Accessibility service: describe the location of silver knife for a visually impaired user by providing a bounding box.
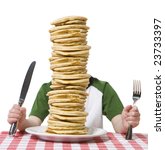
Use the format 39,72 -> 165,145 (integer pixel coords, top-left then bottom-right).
9,61 -> 36,136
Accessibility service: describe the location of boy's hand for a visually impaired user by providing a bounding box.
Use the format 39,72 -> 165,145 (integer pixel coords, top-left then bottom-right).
122,105 -> 140,129
7,104 -> 26,126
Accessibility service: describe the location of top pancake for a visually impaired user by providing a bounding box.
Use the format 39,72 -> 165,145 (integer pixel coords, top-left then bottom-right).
51,16 -> 87,26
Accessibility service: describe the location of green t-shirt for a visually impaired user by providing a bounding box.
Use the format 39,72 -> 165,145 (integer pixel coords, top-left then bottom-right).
30,76 -> 124,122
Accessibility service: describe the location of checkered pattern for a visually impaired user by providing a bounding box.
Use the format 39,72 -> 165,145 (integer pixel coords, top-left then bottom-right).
0,131 -> 148,150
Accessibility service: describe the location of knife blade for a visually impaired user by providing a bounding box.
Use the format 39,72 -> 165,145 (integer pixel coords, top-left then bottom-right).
9,61 -> 36,136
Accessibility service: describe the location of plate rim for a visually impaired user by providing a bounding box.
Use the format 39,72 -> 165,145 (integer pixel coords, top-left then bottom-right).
25,125 -> 107,139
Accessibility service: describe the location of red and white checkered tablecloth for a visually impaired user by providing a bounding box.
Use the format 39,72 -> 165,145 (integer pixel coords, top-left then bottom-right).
0,131 -> 148,150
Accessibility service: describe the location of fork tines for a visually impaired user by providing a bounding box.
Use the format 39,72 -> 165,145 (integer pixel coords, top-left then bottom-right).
133,80 -> 141,96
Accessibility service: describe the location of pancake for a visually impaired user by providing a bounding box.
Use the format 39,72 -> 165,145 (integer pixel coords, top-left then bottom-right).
50,114 -> 86,122
52,70 -> 87,75
51,45 -> 91,51
52,65 -> 86,72
50,57 -> 88,64
48,93 -> 86,99
53,37 -> 86,43
50,33 -> 87,41
49,109 -> 88,117
50,85 -> 86,90
47,125 -> 85,130
50,102 -> 84,107
52,73 -> 90,80
47,119 -> 85,127
47,89 -> 88,96
50,29 -> 88,37
46,127 -> 88,135
48,98 -> 86,104
49,106 -> 85,111
52,50 -> 89,57
61,20 -> 86,25
53,41 -> 87,46
51,16 -> 87,26
50,61 -> 87,69
54,78 -> 89,86
49,24 -> 89,33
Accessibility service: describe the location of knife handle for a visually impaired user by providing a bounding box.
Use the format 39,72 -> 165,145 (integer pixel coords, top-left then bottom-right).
18,98 -> 24,107
125,125 -> 132,140
9,122 -> 17,136
9,98 -> 23,136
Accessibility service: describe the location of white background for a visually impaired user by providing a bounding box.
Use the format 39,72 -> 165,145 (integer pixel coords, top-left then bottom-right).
0,0 -> 164,149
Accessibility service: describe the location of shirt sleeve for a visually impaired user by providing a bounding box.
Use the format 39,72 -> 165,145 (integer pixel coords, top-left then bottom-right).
102,82 -> 124,121
29,82 -> 51,122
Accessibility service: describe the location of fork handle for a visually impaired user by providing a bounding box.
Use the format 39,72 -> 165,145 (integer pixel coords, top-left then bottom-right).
9,122 -> 17,136
125,125 -> 132,140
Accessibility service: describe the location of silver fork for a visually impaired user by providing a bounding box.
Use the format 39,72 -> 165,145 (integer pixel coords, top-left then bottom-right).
125,80 -> 141,140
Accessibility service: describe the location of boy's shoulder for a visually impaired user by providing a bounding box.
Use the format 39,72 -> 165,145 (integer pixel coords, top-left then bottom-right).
90,76 -> 111,93
40,82 -> 51,91
42,81 -> 51,87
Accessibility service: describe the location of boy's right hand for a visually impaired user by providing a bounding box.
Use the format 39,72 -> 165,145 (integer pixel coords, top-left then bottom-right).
7,104 -> 26,126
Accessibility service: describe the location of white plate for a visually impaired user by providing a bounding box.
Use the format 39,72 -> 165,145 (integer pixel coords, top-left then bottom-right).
25,126 -> 107,142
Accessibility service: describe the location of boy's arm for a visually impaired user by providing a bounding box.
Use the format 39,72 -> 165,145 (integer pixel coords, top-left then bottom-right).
18,116 -> 42,131
111,114 -> 127,133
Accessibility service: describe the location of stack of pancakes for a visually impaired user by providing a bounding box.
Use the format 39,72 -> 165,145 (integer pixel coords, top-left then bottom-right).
46,16 -> 90,135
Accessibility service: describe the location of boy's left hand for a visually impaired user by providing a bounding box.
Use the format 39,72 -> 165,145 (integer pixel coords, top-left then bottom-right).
122,105 -> 140,129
